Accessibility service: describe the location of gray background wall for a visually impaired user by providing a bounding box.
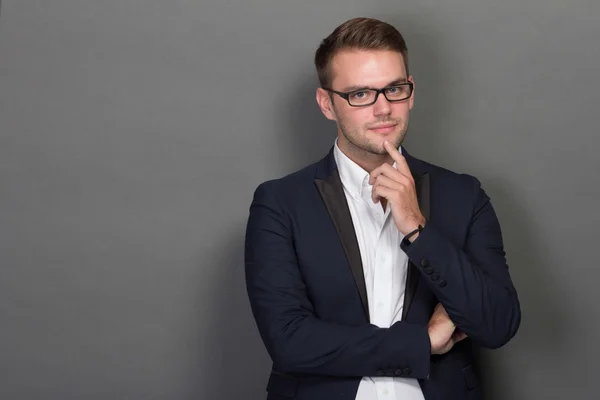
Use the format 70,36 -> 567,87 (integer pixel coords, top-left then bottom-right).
1,1 -> 598,399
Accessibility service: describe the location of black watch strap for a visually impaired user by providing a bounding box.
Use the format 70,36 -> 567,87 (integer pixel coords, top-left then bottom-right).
404,224 -> 423,242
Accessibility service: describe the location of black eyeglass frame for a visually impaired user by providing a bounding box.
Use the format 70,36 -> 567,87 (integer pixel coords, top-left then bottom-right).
322,82 -> 414,107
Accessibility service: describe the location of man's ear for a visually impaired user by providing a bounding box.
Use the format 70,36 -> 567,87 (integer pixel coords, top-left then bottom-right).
316,88 -> 337,121
408,75 -> 415,111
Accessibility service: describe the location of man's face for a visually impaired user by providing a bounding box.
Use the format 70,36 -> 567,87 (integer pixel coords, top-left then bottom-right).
317,49 -> 414,156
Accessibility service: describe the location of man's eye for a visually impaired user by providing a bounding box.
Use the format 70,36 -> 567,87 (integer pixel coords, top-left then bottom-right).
351,91 -> 367,99
386,86 -> 400,94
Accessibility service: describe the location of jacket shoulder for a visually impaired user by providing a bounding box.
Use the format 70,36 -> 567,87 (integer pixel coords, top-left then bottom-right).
251,158 -> 323,202
412,155 -> 483,193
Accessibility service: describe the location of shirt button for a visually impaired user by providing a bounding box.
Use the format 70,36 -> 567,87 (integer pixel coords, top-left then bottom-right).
377,302 -> 385,309
382,388 -> 389,396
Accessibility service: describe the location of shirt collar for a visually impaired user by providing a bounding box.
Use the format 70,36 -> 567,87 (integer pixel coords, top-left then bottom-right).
333,138 -> 401,201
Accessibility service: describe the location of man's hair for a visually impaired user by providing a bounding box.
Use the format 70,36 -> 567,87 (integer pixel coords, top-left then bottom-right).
314,17 -> 409,88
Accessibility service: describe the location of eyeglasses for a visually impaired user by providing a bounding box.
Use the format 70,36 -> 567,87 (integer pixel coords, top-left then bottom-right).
323,82 -> 414,107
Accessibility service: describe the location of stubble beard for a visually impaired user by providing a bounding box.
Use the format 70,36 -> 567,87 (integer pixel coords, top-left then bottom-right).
338,116 -> 410,157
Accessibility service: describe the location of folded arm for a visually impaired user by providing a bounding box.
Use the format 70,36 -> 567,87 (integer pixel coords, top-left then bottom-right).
402,176 -> 521,349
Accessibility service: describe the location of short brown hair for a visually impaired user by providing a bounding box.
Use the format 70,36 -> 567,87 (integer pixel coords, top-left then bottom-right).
314,17 -> 409,88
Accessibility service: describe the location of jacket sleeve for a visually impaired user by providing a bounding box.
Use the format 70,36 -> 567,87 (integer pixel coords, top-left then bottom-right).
401,175 -> 521,349
245,182 -> 431,378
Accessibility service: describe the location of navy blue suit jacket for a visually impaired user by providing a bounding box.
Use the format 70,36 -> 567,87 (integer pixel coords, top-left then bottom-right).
244,146 -> 521,400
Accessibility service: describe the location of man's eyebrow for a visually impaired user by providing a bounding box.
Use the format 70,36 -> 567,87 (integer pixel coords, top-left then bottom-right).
339,78 -> 409,92
387,78 -> 409,86
338,84 -> 368,92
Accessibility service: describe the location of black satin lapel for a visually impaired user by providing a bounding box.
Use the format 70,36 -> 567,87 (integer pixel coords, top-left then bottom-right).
402,172 -> 430,321
315,173 -> 369,320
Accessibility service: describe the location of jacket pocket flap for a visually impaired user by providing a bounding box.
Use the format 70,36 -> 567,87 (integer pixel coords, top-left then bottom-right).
462,365 -> 480,390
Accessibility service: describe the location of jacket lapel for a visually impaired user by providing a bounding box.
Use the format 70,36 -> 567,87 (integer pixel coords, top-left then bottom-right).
315,170 -> 370,320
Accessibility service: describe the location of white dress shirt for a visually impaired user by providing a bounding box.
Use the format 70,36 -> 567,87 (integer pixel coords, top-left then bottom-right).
333,140 -> 425,400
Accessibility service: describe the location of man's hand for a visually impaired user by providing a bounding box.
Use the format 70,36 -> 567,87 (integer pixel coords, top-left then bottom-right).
428,303 -> 467,355
369,140 -> 426,238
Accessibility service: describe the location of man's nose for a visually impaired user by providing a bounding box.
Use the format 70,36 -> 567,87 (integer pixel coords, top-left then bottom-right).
372,92 -> 392,116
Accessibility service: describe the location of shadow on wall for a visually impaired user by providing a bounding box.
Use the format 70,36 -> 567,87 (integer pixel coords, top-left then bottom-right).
185,58 -> 335,400
186,73 -> 334,400
476,177 -> 568,400
281,72 -> 334,170
188,228 -> 271,400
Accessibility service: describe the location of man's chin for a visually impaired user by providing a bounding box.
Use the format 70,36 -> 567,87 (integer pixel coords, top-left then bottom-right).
369,136 -> 402,154
368,146 -> 389,156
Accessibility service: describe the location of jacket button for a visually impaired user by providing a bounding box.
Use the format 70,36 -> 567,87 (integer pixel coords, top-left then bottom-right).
395,368 -> 404,376
431,273 -> 440,281
421,258 -> 429,267
423,266 -> 434,275
403,368 -> 412,376
376,370 -> 385,376
439,280 -> 447,287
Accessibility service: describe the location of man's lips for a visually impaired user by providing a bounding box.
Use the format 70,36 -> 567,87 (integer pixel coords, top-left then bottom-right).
368,124 -> 397,133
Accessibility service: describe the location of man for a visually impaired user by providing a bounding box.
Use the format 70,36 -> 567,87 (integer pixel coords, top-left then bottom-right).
245,17 -> 520,400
